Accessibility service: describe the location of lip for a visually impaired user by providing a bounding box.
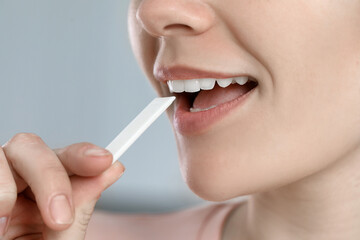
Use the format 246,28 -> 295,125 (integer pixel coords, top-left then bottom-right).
154,65 -> 254,82
173,82 -> 257,135
154,65 -> 258,135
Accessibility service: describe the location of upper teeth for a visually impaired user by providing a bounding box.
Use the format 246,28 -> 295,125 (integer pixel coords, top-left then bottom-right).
167,76 -> 249,93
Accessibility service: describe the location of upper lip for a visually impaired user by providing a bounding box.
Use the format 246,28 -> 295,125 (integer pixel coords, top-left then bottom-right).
154,65 -> 255,82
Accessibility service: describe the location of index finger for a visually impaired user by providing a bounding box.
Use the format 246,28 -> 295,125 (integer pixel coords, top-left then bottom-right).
53,142 -> 113,177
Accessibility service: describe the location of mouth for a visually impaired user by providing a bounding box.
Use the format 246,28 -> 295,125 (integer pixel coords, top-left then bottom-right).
167,76 -> 258,135
154,65 -> 259,135
167,76 -> 258,112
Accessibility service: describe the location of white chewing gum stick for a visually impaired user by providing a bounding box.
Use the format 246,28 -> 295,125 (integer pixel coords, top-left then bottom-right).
106,96 -> 176,164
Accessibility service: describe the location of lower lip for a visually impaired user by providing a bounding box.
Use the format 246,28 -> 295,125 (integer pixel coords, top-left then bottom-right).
173,87 -> 257,135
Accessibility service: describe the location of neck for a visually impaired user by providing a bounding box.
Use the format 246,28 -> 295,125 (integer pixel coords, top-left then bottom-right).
228,147 -> 360,240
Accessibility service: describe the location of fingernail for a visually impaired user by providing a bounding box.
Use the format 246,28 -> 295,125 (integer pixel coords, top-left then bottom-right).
84,147 -> 111,157
0,217 -> 9,236
50,195 -> 73,225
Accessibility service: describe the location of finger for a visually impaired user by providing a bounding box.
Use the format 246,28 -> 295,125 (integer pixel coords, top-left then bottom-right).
53,142 -> 113,177
2,195 -> 43,239
71,161 -> 125,205
0,147 -> 16,237
44,161 -> 125,240
3,133 -> 74,231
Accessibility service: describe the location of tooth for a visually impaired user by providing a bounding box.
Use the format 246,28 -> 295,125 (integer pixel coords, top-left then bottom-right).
184,79 -> 200,92
167,81 -> 174,92
217,78 -> 232,88
168,76 -> 251,93
169,80 -> 185,93
234,76 -> 248,85
200,78 -> 216,90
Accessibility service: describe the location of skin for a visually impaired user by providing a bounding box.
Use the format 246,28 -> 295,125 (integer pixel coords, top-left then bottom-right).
0,134 -> 125,239
128,0 -> 360,239
1,1 -> 360,239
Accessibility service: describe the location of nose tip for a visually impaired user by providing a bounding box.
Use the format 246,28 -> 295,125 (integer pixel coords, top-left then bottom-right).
136,0 -> 215,37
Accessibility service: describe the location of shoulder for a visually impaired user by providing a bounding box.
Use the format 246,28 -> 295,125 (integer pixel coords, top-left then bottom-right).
86,200 -> 245,240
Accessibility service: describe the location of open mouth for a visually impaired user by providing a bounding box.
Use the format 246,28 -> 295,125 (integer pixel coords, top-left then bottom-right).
167,76 -> 258,112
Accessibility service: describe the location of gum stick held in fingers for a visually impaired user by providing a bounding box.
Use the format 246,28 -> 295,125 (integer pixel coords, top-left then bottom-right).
106,97 -> 176,164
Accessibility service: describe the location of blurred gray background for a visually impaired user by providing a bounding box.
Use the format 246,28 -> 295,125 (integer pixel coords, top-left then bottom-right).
0,0 -> 205,213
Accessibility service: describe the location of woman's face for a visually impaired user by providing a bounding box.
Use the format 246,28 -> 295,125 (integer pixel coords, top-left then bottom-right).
128,0 -> 360,201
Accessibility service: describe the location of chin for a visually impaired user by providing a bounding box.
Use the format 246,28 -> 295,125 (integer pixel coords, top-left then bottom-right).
184,174 -> 234,202
188,184 -> 235,202
178,150 -> 259,202
176,134 -> 326,203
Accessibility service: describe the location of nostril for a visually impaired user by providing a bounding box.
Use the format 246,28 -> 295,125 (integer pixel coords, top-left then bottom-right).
164,24 -> 192,31
163,24 -> 194,34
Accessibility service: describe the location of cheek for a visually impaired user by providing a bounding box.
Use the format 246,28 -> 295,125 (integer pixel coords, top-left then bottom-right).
175,48 -> 360,201
128,3 -> 162,94
132,33 -> 162,93
177,82 -> 360,201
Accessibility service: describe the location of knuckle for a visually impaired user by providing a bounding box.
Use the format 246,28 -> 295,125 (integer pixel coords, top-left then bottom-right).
12,132 -> 42,145
0,178 -> 17,192
76,207 -> 94,233
80,142 -> 93,146
0,169 -> 17,199
4,132 -> 43,150
0,187 -> 17,206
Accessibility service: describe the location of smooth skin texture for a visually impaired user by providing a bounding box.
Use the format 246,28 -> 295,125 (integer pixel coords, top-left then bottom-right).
128,0 -> 360,239
2,1 -> 360,239
0,133 -> 125,239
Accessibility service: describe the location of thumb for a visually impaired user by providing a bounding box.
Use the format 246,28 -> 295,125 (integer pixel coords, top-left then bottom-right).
43,161 -> 125,240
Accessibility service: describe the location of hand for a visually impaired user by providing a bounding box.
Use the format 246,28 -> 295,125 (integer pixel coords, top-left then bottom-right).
0,133 -> 125,240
